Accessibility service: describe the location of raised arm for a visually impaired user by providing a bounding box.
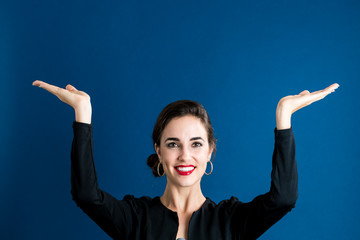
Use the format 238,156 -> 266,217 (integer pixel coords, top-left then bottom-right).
33,80 -> 133,238
234,83 -> 340,239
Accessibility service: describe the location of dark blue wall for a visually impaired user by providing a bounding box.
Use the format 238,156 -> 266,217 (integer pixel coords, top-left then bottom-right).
1,0 -> 359,239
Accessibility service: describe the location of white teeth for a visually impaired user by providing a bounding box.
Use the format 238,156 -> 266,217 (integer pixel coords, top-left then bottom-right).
176,167 -> 195,172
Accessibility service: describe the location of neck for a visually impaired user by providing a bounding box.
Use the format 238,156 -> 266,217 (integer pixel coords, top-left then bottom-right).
160,182 -> 206,213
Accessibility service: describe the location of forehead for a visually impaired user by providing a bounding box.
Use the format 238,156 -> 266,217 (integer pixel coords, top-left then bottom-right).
161,115 -> 207,140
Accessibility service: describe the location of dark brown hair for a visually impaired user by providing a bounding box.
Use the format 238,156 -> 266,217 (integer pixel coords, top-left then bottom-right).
147,100 -> 217,177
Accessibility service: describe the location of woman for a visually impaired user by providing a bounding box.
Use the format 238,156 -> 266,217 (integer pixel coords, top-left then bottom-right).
33,80 -> 339,239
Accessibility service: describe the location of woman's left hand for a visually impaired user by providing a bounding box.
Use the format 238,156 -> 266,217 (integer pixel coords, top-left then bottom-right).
276,83 -> 340,129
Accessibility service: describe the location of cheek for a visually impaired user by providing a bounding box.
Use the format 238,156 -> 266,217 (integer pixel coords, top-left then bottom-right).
197,148 -> 211,159
159,149 -> 177,167
196,151 -> 211,167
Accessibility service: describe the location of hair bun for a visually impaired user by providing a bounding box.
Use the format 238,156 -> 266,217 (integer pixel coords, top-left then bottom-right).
147,154 -> 161,177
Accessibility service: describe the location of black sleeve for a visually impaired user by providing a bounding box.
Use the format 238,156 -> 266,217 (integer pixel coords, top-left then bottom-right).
232,127 -> 298,239
70,121 -> 134,239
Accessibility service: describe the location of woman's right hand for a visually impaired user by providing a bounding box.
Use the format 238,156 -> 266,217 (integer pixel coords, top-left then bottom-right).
32,80 -> 92,124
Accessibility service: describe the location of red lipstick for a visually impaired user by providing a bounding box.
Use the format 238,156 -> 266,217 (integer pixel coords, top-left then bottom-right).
174,165 -> 196,176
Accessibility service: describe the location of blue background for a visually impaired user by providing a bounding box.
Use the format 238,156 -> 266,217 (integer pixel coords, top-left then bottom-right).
1,0 -> 359,239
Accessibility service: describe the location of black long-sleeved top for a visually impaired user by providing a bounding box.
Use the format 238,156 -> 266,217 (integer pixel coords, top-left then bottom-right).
71,121 -> 298,240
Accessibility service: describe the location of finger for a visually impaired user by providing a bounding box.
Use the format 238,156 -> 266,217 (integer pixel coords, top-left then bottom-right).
319,83 -> 340,94
34,80 -> 73,102
306,83 -> 339,103
33,80 -> 57,91
307,90 -> 332,105
32,80 -> 46,87
38,82 -> 63,96
309,84 -> 338,95
325,83 -> 340,92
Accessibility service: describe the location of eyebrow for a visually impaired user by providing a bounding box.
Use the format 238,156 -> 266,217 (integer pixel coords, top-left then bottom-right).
164,137 -> 205,142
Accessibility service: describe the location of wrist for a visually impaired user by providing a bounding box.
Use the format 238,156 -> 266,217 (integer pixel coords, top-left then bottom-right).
276,105 -> 292,130
74,104 -> 92,124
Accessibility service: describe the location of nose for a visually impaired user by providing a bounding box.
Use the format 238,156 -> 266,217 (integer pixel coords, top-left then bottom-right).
179,145 -> 192,161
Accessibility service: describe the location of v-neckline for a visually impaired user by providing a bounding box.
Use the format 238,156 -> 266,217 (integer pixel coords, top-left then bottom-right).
155,196 -> 211,240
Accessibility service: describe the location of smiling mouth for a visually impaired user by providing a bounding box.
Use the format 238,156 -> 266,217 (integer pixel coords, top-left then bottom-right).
174,165 -> 196,175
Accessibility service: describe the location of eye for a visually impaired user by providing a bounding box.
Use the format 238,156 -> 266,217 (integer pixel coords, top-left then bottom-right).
192,142 -> 203,148
167,142 -> 179,148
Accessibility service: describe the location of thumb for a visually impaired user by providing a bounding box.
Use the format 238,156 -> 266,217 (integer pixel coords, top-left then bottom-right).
66,84 -> 77,92
299,90 -> 310,95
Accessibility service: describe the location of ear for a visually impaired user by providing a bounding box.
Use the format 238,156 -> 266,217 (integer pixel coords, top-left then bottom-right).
208,145 -> 214,160
155,143 -> 161,158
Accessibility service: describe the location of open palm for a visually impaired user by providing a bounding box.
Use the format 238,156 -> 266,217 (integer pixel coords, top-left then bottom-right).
278,83 -> 340,114
33,80 -> 92,123
33,80 -> 90,109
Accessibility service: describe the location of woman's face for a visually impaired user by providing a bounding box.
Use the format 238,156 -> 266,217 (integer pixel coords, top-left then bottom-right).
155,115 -> 213,188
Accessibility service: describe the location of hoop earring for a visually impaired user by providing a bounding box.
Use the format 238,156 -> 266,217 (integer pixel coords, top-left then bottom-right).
157,162 -> 165,177
205,160 -> 213,175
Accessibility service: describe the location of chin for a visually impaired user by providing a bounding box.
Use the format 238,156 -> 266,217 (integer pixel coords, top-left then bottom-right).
170,175 -> 202,188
